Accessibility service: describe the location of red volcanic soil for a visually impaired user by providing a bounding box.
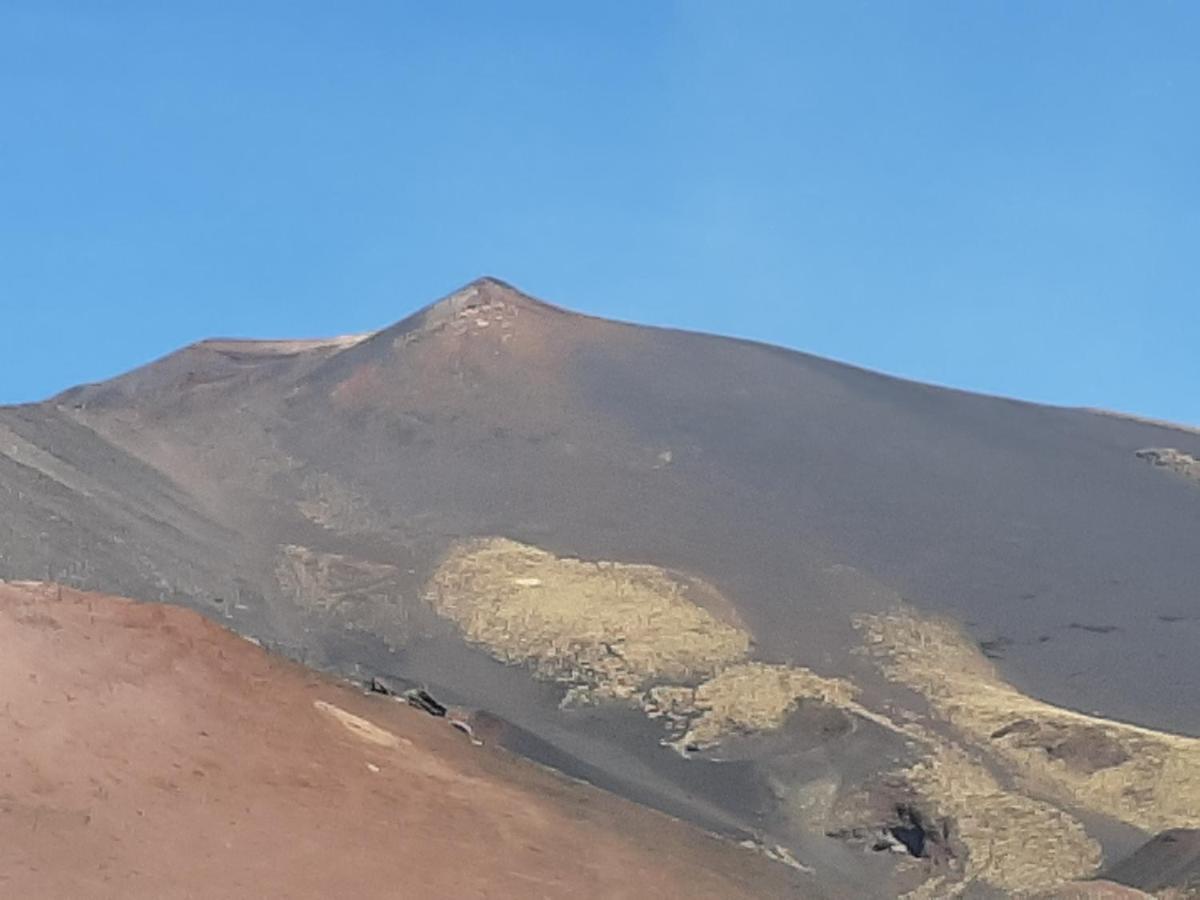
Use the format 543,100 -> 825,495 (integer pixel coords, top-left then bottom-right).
0,582 -> 802,900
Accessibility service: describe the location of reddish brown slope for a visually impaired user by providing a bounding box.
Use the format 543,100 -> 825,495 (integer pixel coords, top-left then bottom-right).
0,582 -> 806,900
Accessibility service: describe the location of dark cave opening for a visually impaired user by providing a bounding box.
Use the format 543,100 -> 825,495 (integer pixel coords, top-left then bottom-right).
889,805 -> 929,858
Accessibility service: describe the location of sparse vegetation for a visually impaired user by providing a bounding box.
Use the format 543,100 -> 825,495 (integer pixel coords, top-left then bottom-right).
427,537 -> 751,702
644,661 -> 858,750
429,541 -> 1193,895
858,609 -> 1200,834
901,742 -> 1101,895
428,539 -> 872,754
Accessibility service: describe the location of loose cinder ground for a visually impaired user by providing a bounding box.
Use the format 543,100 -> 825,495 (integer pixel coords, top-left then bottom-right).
0,580 -> 809,900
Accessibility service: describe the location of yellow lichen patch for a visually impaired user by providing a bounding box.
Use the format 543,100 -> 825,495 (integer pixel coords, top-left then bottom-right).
901,742 -> 1101,896
858,609 -> 1200,834
644,662 -> 859,750
427,538 -> 751,701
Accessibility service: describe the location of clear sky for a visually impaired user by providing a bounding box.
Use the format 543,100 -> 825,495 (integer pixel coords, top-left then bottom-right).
2,3 -> 1197,424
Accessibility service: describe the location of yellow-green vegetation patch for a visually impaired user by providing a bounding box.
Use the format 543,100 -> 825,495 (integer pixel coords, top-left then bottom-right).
901,742 -> 1101,896
426,537 -> 751,702
644,662 -> 859,750
426,539 -> 1126,895
857,608 -> 1200,834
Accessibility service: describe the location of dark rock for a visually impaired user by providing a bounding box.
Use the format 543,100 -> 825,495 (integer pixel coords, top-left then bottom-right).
369,676 -> 397,696
404,688 -> 447,717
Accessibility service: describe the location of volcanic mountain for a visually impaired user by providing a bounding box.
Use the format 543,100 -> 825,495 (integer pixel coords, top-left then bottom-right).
2,278 -> 1198,896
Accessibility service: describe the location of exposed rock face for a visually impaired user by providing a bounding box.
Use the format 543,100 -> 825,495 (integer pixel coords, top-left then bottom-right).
989,718 -> 1131,774
1136,447 -> 1200,484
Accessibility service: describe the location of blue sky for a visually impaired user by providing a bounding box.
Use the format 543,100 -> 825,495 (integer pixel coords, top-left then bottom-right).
2,2 -> 1197,424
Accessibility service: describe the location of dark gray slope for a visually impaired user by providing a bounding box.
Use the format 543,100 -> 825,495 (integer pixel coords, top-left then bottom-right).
276,279 -> 1200,732
565,324 -> 1200,733
0,404 -> 242,604
1103,828 -> 1200,893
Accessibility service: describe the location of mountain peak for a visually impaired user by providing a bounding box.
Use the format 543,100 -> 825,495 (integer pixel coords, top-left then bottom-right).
360,277 -> 570,345
422,276 -> 559,319
463,274 -> 521,293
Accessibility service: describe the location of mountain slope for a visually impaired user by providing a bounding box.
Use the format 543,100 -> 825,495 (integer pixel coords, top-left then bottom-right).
2,277 -> 1198,895
0,581 -> 803,900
